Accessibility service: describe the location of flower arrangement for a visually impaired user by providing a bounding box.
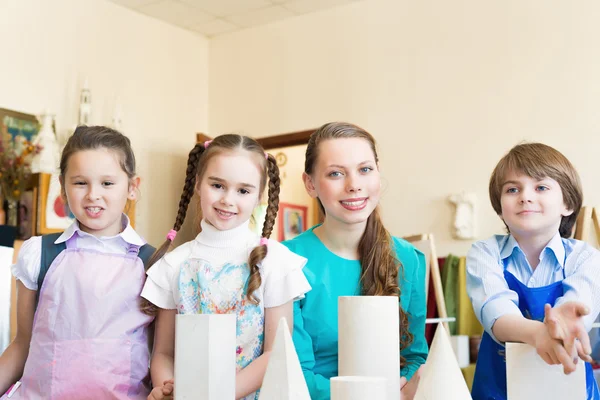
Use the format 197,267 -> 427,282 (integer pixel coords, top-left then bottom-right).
0,128 -> 41,224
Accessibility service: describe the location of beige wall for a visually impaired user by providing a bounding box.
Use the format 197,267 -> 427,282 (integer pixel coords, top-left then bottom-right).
0,0 -> 209,246
209,0 -> 600,256
269,144 -> 316,242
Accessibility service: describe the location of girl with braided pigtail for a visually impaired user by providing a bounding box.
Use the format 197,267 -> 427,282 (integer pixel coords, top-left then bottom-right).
140,134 -> 311,400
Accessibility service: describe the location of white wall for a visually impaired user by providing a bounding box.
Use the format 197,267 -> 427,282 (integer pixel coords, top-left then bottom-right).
0,0 -> 209,246
209,0 -> 600,256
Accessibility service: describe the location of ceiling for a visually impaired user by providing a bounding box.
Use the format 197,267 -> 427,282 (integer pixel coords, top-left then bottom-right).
108,0 -> 362,37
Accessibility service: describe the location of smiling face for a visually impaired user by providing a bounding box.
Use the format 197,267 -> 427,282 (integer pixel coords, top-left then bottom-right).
303,137 -> 381,229
499,169 -> 573,240
196,149 -> 263,231
62,148 -> 137,237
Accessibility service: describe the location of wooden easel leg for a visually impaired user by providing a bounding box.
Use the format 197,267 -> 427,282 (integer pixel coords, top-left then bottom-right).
428,234 -> 450,333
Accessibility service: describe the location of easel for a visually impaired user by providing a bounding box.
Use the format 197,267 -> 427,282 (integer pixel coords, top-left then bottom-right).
573,206 -> 600,244
403,233 -> 450,332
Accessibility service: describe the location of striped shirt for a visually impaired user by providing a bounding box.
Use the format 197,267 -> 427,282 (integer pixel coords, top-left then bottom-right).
466,232 -> 600,343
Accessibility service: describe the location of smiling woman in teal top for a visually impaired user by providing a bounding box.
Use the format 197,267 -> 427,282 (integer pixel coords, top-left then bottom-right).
282,122 -> 428,400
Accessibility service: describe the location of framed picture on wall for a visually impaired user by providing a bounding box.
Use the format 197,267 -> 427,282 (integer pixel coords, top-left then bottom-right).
278,203 -> 307,242
0,108 -> 39,145
36,173 -> 75,234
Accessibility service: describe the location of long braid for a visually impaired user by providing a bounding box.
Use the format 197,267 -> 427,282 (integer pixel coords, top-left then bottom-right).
140,143 -> 205,315
246,154 -> 280,304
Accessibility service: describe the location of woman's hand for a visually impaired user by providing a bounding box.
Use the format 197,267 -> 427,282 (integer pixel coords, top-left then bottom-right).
400,365 -> 423,400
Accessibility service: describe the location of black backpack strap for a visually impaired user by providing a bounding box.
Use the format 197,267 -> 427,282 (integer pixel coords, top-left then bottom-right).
138,244 -> 156,270
37,233 -> 66,307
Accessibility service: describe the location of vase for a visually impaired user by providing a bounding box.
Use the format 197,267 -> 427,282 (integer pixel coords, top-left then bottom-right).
6,198 -> 18,227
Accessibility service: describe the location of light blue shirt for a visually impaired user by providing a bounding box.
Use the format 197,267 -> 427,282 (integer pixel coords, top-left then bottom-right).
467,232 -> 600,343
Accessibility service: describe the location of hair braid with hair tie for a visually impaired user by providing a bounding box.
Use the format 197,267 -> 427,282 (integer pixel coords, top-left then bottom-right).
246,154 -> 281,304
140,143 -> 205,315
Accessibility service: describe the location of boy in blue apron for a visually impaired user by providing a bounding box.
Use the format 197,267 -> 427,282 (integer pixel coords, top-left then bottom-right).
467,142 -> 600,400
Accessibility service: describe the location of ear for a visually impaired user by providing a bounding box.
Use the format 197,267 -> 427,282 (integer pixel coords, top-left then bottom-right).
562,207 -> 574,217
59,175 -> 68,202
128,176 -> 141,201
302,172 -> 318,199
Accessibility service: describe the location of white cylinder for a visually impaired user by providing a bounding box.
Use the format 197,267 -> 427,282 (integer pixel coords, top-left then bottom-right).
331,376 -> 388,400
338,296 -> 400,400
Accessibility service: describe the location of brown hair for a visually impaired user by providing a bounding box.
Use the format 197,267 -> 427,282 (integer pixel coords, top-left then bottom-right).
60,125 -> 137,181
489,142 -> 582,238
141,134 -> 280,315
305,122 -> 412,368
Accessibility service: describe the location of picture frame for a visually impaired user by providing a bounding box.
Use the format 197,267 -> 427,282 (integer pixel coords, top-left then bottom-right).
0,108 -> 39,144
278,203 -> 307,242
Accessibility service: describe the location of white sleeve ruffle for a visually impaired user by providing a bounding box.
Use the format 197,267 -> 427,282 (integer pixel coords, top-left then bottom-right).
260,239 -> 311,308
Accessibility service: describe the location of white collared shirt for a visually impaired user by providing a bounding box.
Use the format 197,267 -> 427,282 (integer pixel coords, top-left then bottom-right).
12,214 -> 146,290
467,232 -> 600,343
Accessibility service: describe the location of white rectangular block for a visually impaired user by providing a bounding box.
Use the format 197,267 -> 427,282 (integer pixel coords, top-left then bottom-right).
331,376 -> 387,400
506,342 -> 586,400
338,296 -> 400,400
450,335 -> 470,368
175,314 -> 236,400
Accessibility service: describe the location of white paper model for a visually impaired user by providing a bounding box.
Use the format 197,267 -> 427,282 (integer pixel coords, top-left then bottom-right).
174,314 -> 236,400
414,323 -> 472,400
259,318 -> 310,400
331,376 -> 387,400
448,191 -> 477,240
338,296 -> 400,400
506,342 -> 586,400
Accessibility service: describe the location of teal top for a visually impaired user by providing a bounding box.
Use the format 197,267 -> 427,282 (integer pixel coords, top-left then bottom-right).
283,226 -> 428,400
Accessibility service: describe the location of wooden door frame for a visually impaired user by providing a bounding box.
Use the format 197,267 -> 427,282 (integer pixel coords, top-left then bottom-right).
196,129 -> 314,150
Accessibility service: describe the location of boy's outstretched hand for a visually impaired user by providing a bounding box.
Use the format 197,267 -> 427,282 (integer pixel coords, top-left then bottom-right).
533,322 -> 578,374
544,302 -> 593,363
148,379 -> 174,400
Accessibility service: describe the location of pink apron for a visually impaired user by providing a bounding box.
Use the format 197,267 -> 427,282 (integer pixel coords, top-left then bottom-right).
3,236 -> 153,399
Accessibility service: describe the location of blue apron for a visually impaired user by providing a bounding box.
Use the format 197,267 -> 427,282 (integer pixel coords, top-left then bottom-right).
471,268 -> 599,400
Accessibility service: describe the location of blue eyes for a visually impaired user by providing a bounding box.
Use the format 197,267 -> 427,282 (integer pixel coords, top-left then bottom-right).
505,186 -> 549,193
328,167 -> 373,177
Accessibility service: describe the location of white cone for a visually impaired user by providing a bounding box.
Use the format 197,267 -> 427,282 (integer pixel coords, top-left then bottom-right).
414,323 -> 472,400
259,318 -> 310,400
